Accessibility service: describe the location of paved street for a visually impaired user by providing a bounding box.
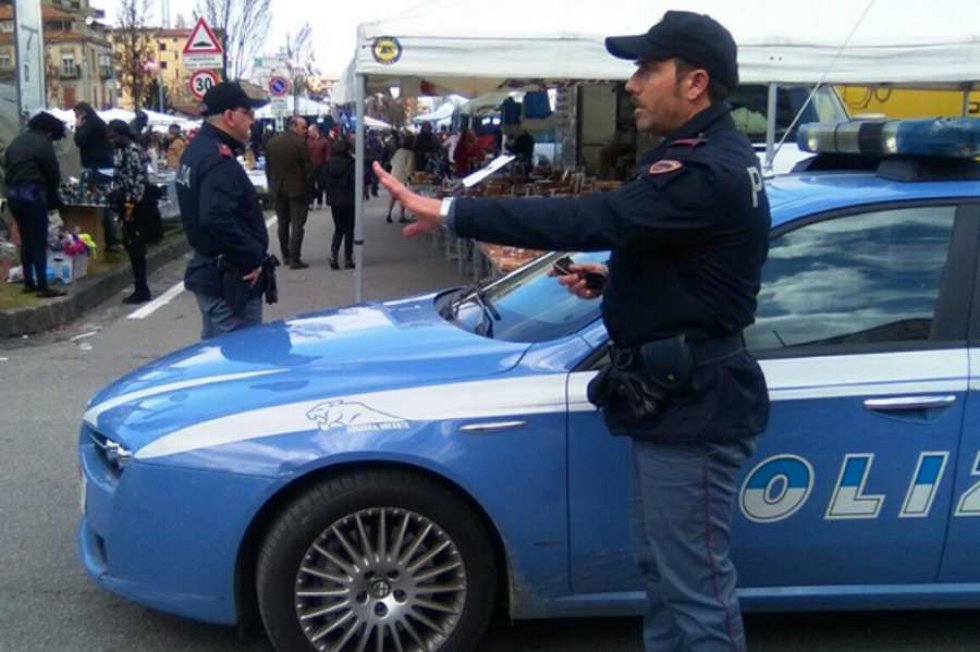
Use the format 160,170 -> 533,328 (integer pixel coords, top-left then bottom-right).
1,195 -> 978,652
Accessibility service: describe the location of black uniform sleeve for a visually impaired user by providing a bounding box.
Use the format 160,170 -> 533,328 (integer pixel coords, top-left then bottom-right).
454,162 -> 720,252
197,158 -> 265,271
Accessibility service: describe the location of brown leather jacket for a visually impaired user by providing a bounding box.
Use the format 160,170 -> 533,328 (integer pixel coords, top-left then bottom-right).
265,131 -> 314,198
166,136 -> 186,170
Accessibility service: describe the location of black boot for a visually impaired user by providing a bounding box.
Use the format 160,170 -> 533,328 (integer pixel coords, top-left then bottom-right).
329,246 -> 340,270
344,257 -> 355,269
329,258 -> 339,270
123,256 -> 151,304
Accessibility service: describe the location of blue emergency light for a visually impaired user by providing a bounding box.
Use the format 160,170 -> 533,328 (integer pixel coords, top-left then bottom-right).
798,118 -> 980,159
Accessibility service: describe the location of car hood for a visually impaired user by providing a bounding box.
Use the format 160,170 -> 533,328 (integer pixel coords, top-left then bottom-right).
84,294 -> 531,453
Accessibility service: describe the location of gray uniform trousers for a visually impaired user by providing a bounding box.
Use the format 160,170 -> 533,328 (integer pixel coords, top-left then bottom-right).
630,436 -> 757,652
195,294 -> 263,340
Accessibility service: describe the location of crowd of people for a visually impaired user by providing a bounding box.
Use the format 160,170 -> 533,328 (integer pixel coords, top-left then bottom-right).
3,96 -> 529,308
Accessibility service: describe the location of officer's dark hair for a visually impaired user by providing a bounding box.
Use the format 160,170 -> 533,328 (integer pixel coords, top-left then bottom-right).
673,57 -> 729,103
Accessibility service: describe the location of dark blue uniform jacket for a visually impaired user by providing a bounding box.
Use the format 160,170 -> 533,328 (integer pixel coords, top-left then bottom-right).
453,102 -> 771,441
176,123 -> 268,297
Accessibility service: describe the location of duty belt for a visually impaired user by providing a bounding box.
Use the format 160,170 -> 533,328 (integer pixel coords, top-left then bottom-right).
610,332 -> 744,371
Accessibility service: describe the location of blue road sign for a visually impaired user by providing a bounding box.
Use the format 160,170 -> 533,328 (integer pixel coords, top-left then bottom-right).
269,77 -> 289,97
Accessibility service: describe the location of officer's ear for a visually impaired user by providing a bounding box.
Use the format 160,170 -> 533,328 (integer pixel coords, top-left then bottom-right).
679,68 -> 710,103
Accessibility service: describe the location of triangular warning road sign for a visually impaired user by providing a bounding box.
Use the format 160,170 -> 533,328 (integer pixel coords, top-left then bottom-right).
183,17 -> 223,55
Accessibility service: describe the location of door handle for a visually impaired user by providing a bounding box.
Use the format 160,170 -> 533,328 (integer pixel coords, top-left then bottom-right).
863,395 -> 956,411
459,420 -> 526,433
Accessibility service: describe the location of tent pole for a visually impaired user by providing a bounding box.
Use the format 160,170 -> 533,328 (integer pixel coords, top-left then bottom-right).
763,83 -> 777,174
962,84 -> 971,117
354,72 -> 366,302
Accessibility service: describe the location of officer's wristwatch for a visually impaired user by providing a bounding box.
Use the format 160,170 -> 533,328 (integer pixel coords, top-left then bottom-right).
439,198 -> 454,218
440,198 -> 456,233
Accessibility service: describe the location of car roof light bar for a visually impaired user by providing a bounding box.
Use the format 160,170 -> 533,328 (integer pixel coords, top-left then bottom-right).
798,118 -> 980,159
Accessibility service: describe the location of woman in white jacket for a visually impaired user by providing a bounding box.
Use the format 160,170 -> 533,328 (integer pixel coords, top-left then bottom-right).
386,133 -> 416,223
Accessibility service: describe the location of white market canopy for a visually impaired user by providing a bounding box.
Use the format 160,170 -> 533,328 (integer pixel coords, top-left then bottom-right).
364,115 -> 393,129
336,0 -> 980,102
412,101 -> 456,123
255,96 -> 331,118
341,0 -> 979,303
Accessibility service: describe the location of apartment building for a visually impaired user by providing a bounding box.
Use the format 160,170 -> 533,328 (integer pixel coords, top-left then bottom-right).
0,0 -> 115,109
109,26 -> 195,110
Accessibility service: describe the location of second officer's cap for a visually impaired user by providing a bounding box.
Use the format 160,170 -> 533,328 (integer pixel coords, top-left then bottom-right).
199,82 -> 269,117
605,11 -> 739,90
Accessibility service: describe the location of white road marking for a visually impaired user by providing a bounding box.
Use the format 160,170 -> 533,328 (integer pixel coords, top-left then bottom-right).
127,281 -> 186,319
126,215 -> 278,320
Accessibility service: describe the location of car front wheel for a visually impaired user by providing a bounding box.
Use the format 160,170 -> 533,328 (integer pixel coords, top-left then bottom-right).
256,469 -> 497,652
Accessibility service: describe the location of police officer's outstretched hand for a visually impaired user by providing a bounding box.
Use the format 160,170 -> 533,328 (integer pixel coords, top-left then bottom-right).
551,262 -> 608,300
372,161 -> 442,238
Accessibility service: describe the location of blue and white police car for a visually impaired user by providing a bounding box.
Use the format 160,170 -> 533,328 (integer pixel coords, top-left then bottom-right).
79,119 -> 980,652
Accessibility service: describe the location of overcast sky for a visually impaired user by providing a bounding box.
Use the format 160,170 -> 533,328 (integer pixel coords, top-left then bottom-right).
97,0 -> 424,77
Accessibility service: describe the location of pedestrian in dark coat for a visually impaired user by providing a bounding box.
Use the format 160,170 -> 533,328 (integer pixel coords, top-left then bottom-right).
4,112 -> 67,298
306,124 -> 331,209
374,11 -> 770,652
72,102 -> 113,169
321,139 -> 355,270
73,102 -> 120,250
265,116 -> 314,268
106,120 -> 151,304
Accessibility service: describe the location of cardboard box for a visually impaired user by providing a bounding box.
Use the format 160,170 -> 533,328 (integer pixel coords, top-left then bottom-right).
47,252 -> 89,284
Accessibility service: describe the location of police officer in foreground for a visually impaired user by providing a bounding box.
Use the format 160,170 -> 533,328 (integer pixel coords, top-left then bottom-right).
176,82 -> 275,339
375,11 -> 770,651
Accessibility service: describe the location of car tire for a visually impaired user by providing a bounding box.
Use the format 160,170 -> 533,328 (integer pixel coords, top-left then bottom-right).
256,468 -> 497,652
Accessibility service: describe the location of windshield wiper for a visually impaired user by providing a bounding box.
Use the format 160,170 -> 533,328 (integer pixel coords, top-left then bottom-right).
446,284 -> 500,337
449,285 -> 500,319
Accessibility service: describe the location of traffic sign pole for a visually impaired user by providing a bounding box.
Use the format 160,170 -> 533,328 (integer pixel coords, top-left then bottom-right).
188,69 -> 220,101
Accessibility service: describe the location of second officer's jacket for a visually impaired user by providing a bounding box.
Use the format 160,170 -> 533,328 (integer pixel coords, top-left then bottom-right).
176,123 -> 268,296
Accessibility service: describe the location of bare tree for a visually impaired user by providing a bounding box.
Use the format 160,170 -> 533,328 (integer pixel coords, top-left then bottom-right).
195,0 -> 270,81
115,0 -> 154,110
283,23 -> 317,114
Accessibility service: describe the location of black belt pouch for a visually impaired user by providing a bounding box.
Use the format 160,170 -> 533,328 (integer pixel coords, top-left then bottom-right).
588,336 -> 696,423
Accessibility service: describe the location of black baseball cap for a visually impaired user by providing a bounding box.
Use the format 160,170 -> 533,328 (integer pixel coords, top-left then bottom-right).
605,11 -> 739,90
199,82 -> 269,117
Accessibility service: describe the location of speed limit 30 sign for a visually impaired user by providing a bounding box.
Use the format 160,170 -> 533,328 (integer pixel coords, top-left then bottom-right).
189,69 -> 220,100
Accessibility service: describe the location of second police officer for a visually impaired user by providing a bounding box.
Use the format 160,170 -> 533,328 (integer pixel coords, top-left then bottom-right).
374,11 -> 771,652
176,82 -> 276,340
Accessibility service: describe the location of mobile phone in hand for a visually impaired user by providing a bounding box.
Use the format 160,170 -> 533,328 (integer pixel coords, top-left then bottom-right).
552,255 -> 575,276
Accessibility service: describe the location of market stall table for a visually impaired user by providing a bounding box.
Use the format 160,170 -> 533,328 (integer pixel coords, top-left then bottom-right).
475,243 -> 545,281
60,203 -> 107,254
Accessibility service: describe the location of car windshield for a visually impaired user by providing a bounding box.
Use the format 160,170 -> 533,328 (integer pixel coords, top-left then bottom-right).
728,85 -> 848,142
437,251 -> 607,343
